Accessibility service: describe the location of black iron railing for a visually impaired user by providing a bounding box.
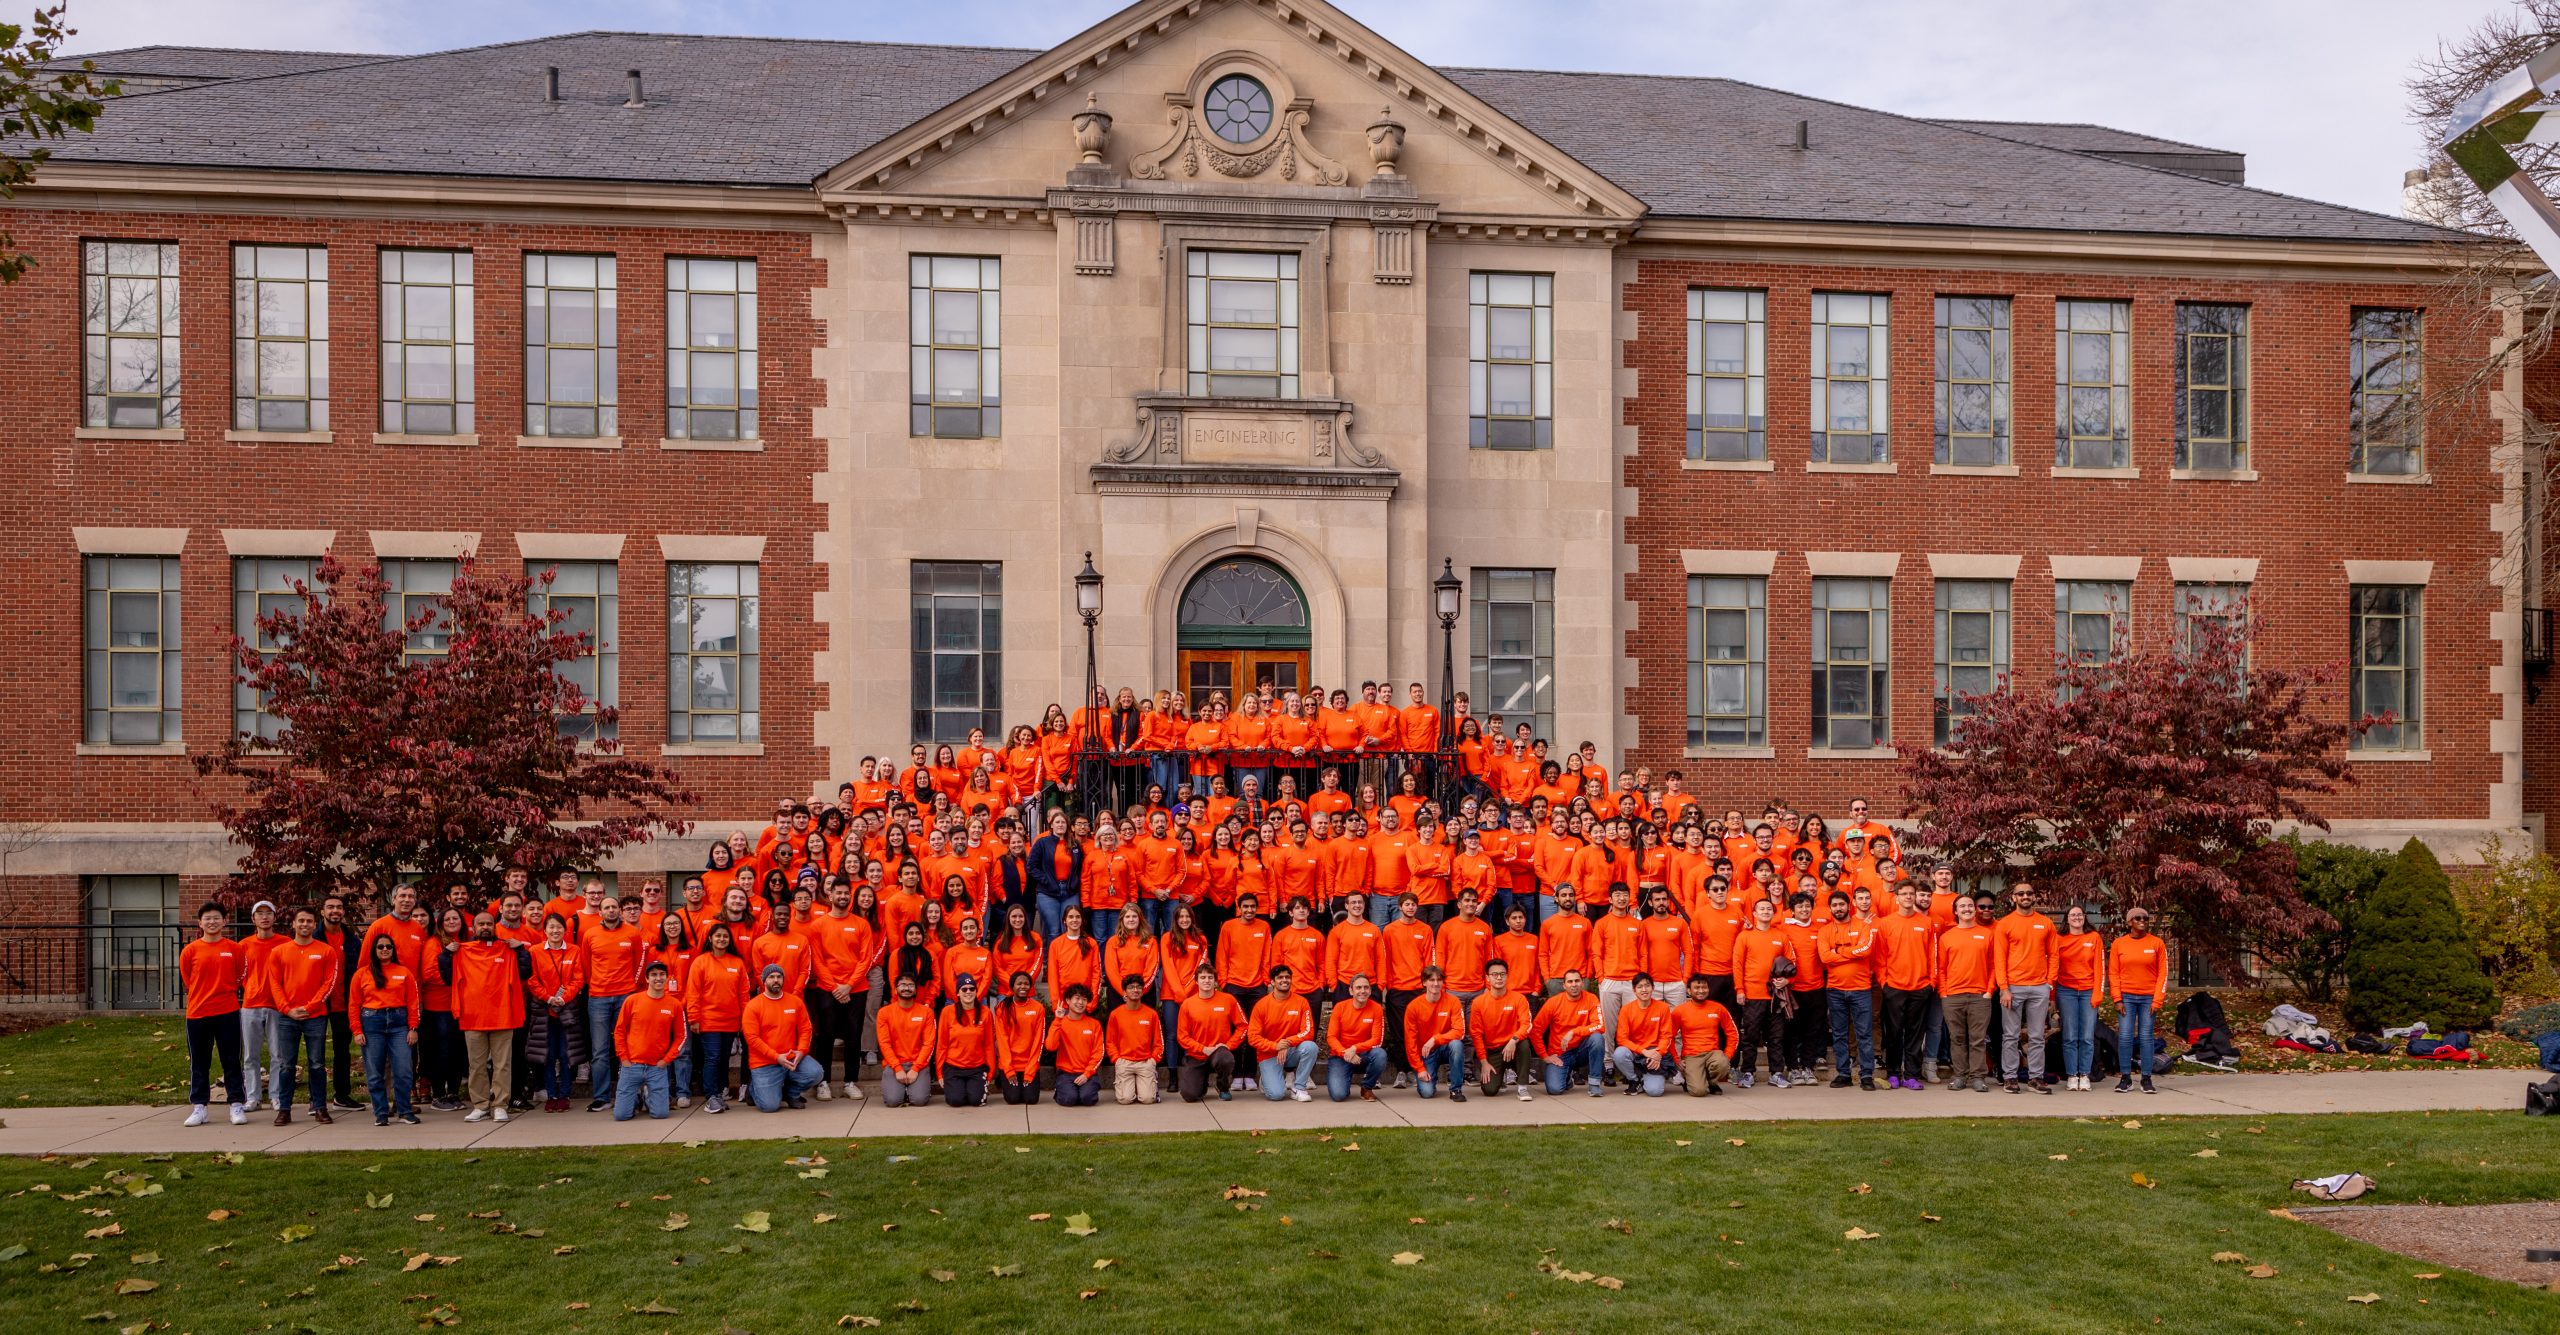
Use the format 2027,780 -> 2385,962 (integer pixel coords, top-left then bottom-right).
0,923 -> 189,1010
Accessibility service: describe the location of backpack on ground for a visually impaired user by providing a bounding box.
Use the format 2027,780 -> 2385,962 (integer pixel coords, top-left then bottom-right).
2527,1075 -> 2560,1116
2173,991 -> 2240,1067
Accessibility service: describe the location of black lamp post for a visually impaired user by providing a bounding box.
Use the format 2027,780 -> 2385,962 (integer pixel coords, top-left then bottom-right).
1074,552 -> 1105,816
1433,558 -> 1462,805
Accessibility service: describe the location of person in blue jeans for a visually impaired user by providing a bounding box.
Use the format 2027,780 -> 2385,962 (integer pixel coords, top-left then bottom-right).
2112,907 -> 2164,1095
1538,969 -> 1608,1096
1325,975 -> 1389,1101
744,965 -> 827,1112
612,963 -> 683,1121
1824,890 -> 1878,1088
2056,905 -> 2101,1091
352,934 -> 420,1125
1251,967 -> 1319,1101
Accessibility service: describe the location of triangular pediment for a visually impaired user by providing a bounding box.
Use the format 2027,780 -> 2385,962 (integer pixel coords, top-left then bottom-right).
815,0 -> 1644,221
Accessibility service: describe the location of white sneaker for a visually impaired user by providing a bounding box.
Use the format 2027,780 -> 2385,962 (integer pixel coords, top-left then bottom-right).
1768,1073 -> 1791,1089
676,1094 -> 692,1109
463,1108 -> 490,1123
1517,1086 -> 1534,1102
1289,1088 -> 1312,1103
1235,1078 -> 1258,1093
812,1082 -> 832,1102
846,1082 -> 865,1101
494,1107 -> 511,1123
184,1105 -> 209,1127
1503,1070 -> 1519,1087
228,1104 -> 248,1125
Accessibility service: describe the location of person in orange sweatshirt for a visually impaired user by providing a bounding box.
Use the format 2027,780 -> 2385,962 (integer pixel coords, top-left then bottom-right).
1247,966 -> 1319,1102
1874,884 -> 1938,1090
875,973 -> 940,1107
1609,973 -> 1676,1096
1324,973 -> 1389,1101
1531,968 -> 1606,1096
2055,903 -> 2108,1091
744,964 -> 826,1111
2106,906 -> 2168,1094
1815,890 -> 1880,1089
933,973 -> 994,1108
1934,895 -> 2000,1092
267,907 -> 344,1126
349,933 -> 421,1125
1469,959 -> 1538,1100
437,910 -> 532,1123
685,923 -> 754,1112
1047,984 -> 1106,1107
1176,964 -> 1247,1102
1107,974 -> 1163,1104
1729,897 -> 1794,1089
1671,973 -> 1739,1096
990,971 -> 1050,1105
179,903 -> 250,1127
611,961 -> 688,1121
1404,966 -> 1469,1101
1993,880 -> 2061,1093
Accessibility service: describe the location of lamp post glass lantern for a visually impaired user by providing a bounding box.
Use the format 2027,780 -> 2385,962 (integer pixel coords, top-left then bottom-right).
1075,553 -> 1106,817
1434,559 -> 1462,798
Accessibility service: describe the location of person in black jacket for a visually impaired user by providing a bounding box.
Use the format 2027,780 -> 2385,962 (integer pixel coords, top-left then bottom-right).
1028,808 -> 1085,939
318,894 -> 364,1110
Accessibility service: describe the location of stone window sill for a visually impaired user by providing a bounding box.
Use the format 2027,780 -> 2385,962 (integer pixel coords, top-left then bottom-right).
1928,462 -> 2019,477
1684,745 -> 1776,759
225,429 -> 334,445
1805,460 -> 1897,475
2171,467 -> 2258,482
2349,748 -> 2431,762
517,435 -> 624,450
77,741 -> 187,757
1682,458 -> 1775,472
1806,746 -> 1900,760
2051,465 -> 2140,480
655,438 -> 765,453
663,741 -> 765,757
2344,471 -> 2432,486
376,432 -> 480,448
74,426 -> 184,442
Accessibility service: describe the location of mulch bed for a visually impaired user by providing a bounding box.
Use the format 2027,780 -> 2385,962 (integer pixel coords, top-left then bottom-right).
2300,1202 -> 2560,1288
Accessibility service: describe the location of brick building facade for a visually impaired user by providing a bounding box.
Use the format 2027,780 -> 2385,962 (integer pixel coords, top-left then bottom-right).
0,0 -> 2543,1005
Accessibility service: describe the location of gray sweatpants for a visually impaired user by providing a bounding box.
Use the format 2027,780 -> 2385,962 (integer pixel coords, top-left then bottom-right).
2001,983 -> 2053,1082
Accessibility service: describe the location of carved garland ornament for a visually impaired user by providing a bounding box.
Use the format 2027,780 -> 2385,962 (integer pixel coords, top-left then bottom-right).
1134,103 -> 1350,187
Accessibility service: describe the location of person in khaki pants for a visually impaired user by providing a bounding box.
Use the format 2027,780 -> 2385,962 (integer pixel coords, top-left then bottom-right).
1672,972 -> 1739,1095
1106,975 -> 1161,1104
439,912 -> 533,1123
1935,898 -> 1999,1092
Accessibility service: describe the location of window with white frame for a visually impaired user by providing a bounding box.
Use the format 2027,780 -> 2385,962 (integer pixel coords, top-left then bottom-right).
2173,581 -> 2250,660
2350,585 -> 2421,750
1188,250 -> 1298,398
1687,575 -> 1766,748
2174,303 -> 2249,471
232,556 -> 315,740
667,257 -> 757,441
2055,299 -> 2131,469
1933,579 -> 2008,744
1812,577 -> 1890,749
2349,308 -> 2422,476
1471,569 -> 1555,740
523,253 -> 617,438
910,562 -> 1002,745
1686,288 -> 1765,461
379,248 -> 473,436
1933,296 -> 2010,466
232,243 -> 328,432
669,562 -> 759,743
82,240 -> 182,430
2055,580 -> 2129,699
1469,272 -> 1552,449
379,559 -> 456,666
85,556 -> 181,746
528,561 -> 619,741
909,256 -> 1001,439
1810,292 -> 1889,464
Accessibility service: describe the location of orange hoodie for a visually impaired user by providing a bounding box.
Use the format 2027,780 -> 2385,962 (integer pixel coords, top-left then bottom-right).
615,991 -> 688,1067
741,991 -> 813,1068
1177,991 -> 1246,1058
1326,997 -> 1386,1058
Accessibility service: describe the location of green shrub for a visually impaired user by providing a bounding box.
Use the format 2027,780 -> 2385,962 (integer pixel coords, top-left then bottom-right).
2275,837 -> 2393,1001
2449,836 -> 2560,993
2343,839 -> 2499,1031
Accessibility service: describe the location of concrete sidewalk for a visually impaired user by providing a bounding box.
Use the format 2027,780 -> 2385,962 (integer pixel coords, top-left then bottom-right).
0,1068 -> 2530,1156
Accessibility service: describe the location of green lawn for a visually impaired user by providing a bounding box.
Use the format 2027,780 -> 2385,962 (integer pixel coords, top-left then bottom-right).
0,1016 -> 193,1108
1,1114 -> 2553,1333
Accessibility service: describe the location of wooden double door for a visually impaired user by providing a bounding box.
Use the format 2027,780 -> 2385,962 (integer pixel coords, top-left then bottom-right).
1178,649 -> 1307,705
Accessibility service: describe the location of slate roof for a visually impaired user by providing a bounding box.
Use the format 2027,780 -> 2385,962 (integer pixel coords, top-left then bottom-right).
61,45 -> 388,82
1924,120 -> 2233,158
46,31 -> 2454,245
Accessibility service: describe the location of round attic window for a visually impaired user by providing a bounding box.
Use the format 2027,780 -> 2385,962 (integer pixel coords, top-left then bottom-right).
1203,74 -> 1275,145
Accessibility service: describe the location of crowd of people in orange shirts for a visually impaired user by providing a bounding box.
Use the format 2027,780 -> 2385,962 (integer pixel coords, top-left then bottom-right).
174,680 -> 2178,1128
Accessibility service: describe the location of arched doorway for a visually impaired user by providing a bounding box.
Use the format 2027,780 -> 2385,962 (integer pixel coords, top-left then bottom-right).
1176,556 -> 1309,702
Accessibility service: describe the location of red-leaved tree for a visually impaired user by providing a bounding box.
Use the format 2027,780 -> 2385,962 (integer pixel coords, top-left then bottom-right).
1899,616 -> 2363,972
196,557 -> 696,906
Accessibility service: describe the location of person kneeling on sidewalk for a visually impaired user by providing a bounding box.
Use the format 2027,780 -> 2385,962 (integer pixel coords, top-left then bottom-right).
743,964 -> 826,1111
1469,962 -> 1539,1102
1672,973 -> 1738,1096
613,963 -> 688,1121
1108,974 -> 1162,1104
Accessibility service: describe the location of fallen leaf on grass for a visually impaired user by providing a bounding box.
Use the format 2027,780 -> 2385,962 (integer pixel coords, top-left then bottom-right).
1339,1142 -> 1361,1153
276,1225 -> 314,1244
1673,1138 -> 1693,1146
1594,1276 -> 1625,1290
1844,1228 -> 1882,1242
1727,1138 -> 1747,1147
1602,1219 -> 1632,1235
365,1192 -> 394,1209
2247,1264 -> 2279,1279
1027,1213 -> 1052,1221
400,1253 -> 458,1272
2192,1149 -> 2219,1159
465,1211 -> 501,1220
420,1303 -> 460,1327
112,1278 -> 157,1295
681,1140 -> 705,1149
928,1270 -> 956,1283
1078,1289 -> 1101,1301
631,1300 -> 679,1315
811,1214 -> 839,1225
2049,1154 -> 2070,1161
2347,1293 -> 2381,1305
565,1302 -> 589,1311
1850,1183 -> 1872,1195
886,1155 -> 918,1165
84,1224 -> 123,1240
2412,1272 -> 2442,1280
1093,1258 -> 1118,1270
734,1212 -> 772,1234
204,1210 -> 236,1222
990,1263 -> 1023,1277
1390,1251 -> 1423,1266
1063,1212 -> 1098,1237
551,1246 -> 578,1256
319,1254 -> 362,1273
2212,1252 -> 2248,1263
1919,1213 -> 1942,1223
836,1318 -> 881,1329
128,1251 -> 160,1266
661,1213 -> 690,1232
2267,1208 -> 2298,1221
1223,1187 -> 1267,1201
2129,1173 -> 2157,1190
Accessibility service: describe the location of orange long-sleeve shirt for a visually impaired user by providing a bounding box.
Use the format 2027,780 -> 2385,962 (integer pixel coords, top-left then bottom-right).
1732,927 -> 1793,1002
180,938 -> 244,1020
1380,919 -> 1436,992
1614,997 -> 1674,1055
1401,992 -> 1465,1066
1636,915 -> 1689,986
990,999 -> 1049,1079
1538,910 -> 1592,980
684,953 -> 754,1032
1816,919 -> 1879,992
1323,919 -> 1384,992
750,930 -> 815,996
1046,1012 -> 1105,1077
1105,1003 -> 1161,1063
1875,910 -> 1938,992
578,922 -> 646,998
1530,990 -> 1602,1060
2106,933 -> 2167,1004
267,937 -> 343,1016
1436,915 -> 1495,993
528,943 -> 585,1008
1490,929 -> 1541,995
1993,911 -> 2060,989
1934,925 -> 1997,997
1670,997 -> 1739,1059
2056,931 -> 2106,992
615,991 -> 688,1066
1778,920 -> 1826,990
1245,993 -> 1314,1057
876,996 -> 939,1073
1177,991 -> 1246,1058
1326,997 -> 1386,1058
936,1002 -> 993,1070
1468,991 -> 1534,1058
348,964 -> 421,1028
1215,919 -> 1273,989
1591,911 -> 1645,982
1047,935 -> 1102,1002
742,991 -> 814,1068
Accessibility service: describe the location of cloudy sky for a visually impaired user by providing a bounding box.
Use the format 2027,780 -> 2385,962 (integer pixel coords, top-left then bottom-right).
59,0 -> 2516,216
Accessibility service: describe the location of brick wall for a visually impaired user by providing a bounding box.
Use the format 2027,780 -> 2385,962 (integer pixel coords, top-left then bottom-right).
0,206 -> 833,828
1619,256 -> 2504,824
